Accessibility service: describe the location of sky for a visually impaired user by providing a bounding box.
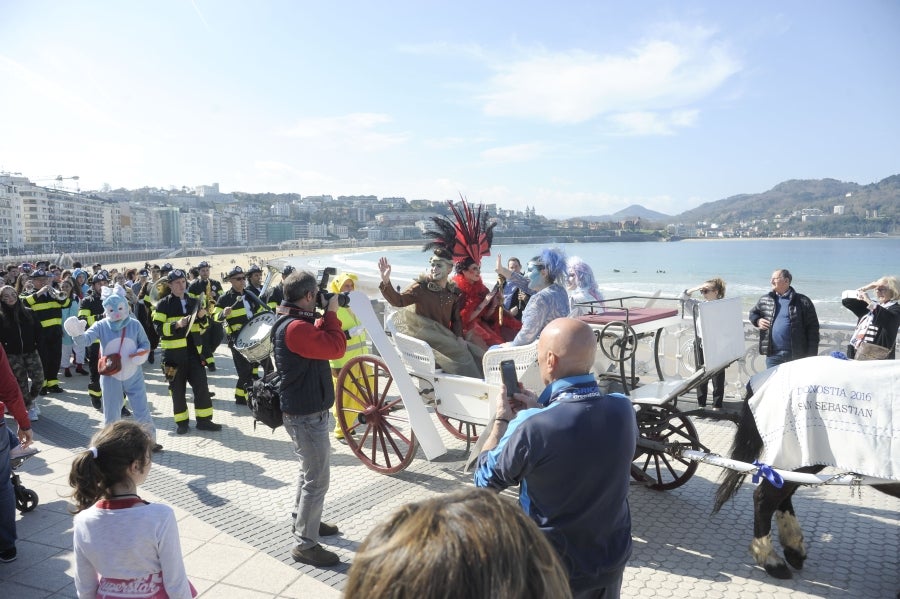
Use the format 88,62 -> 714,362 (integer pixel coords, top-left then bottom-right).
1,1 -> 898,218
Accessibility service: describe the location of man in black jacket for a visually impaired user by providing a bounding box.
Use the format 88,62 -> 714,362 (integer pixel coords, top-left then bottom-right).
749,269 -> 820,368
272,271 -> 345,567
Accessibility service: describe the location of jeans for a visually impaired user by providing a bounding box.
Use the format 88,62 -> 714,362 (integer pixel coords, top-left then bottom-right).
765,349 -> 793,369
0,422 -> 15,552
284,410 -> 332,550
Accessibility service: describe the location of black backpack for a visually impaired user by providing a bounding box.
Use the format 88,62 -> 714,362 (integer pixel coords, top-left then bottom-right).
248,371 -> 283,432
247,315 -> 290,431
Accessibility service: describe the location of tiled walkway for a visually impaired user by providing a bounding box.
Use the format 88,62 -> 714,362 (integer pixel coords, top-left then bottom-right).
3,347 -> 898,597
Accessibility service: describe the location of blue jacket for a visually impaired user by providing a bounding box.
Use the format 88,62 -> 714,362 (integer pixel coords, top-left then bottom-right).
474,375 -> 637,593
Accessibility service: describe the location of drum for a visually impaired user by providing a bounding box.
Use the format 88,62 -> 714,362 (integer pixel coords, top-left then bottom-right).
234,312 -> 277,363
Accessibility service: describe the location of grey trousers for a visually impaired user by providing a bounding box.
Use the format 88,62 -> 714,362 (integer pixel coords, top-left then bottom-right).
284,410 -> 332,550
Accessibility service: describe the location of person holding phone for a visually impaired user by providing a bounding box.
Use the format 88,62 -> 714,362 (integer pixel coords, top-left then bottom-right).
474,317 -> 637,598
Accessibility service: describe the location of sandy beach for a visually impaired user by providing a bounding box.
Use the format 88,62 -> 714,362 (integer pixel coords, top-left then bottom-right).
112,246 -> 404,297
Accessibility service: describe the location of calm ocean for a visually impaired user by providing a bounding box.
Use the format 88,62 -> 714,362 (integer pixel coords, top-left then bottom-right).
296,237 -> 899,325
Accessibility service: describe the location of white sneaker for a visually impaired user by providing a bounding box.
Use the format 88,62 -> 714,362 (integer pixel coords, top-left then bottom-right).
10,445 -> 39,460
27,407 -> 39,422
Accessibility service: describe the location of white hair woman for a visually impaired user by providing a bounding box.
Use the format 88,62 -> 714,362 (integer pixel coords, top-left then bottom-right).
843,275 -> 900,359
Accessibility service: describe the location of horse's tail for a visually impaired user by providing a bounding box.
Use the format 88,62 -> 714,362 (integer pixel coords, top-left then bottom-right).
713,392 -> 764,513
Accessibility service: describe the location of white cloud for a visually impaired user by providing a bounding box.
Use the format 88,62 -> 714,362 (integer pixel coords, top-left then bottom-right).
479,26 -> 740,126
607,109 -> 699,136
480,142 -> 544,164
280,113 -> 410,152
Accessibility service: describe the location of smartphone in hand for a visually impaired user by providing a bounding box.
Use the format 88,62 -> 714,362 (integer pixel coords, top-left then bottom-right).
500,359 -> 518,398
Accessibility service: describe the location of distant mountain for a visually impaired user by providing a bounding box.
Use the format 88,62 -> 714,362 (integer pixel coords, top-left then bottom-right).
673,176 -> 900,224
573,204 -> 671,222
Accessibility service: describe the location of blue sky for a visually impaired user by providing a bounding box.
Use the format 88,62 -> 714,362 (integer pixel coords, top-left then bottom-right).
1,1 -> 898,217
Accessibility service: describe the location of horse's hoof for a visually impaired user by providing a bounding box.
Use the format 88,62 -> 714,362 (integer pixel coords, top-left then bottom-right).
784,547 -> 805,570
764,563 -> 793,579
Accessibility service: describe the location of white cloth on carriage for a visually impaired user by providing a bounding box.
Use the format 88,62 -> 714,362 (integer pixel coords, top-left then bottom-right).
748,355 -> 900,481
392,308 -> 483,378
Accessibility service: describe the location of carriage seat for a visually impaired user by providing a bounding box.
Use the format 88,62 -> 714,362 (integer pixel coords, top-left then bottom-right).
629,297 -> 745,405
383,308 -> 447,377
482,342 -> 541,392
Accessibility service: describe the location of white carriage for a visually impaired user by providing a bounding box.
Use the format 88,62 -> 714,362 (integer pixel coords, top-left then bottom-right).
331,290 -> 749,483
330,290 -> 541,473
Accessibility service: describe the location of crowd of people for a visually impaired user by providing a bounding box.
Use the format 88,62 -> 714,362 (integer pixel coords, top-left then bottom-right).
2,233 -> 897,597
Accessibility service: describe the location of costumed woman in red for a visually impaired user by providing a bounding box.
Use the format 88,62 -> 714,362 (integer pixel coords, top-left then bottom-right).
427,199 -> 521,350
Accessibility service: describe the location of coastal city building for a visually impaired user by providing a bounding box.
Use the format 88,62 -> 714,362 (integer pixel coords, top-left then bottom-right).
0,171 -> 896,256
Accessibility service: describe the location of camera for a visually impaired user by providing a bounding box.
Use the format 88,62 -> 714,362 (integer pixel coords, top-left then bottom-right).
316,267 -> 350,309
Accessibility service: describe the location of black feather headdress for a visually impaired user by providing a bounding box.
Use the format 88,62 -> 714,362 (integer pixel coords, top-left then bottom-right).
423,196 -> 496,266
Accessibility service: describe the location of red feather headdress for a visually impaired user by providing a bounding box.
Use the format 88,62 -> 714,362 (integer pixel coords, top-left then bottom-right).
423,196 -> 496,265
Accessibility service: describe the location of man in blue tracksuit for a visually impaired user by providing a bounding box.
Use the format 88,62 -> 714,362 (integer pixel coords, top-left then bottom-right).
475,317 -> 637,598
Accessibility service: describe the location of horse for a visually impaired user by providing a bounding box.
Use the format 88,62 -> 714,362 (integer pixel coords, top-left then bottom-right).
713,362 -> 900,580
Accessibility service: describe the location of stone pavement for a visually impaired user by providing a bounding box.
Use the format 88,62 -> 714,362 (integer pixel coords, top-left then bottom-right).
2,346 -> 898,598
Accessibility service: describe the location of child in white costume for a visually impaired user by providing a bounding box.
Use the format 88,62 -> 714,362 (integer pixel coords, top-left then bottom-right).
65,285 -> 156,447
70,421 -> 195,599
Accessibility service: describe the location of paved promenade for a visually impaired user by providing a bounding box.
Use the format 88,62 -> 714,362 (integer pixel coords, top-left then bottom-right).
2,347 -> 898,598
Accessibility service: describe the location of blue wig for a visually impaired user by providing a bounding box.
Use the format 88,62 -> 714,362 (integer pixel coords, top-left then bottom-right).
533,247 -> 567,285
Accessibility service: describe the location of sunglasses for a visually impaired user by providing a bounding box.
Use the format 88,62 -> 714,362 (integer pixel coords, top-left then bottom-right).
700,287 -> 715,294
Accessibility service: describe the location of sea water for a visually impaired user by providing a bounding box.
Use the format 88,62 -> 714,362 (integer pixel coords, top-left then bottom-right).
294,237 -> 899,324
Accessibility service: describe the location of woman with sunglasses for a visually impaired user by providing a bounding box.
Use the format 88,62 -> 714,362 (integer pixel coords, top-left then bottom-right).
682,278 -> 727,409
494,248 -> 570,347
842,275 -> 900,360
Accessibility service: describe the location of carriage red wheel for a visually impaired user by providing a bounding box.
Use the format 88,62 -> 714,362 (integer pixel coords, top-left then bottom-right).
336,355 -> 417,474
435,411 -> 481,442
598,321 -> 639,362
632,403 -> 700,490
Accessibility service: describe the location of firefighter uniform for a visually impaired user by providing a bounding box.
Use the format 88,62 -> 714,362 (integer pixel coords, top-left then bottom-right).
188,270 -> 225,371
25,275 -> 71,393
153,270 -> 220,433
78,277 -> 107,410
216,279 -> 271,405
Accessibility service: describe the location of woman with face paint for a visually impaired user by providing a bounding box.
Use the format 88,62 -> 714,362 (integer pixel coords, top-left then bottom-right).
494,248 -> 571,347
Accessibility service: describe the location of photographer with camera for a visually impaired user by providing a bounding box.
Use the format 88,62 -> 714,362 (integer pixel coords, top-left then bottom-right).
272,270 -> 347,567
474,317 -> 637,598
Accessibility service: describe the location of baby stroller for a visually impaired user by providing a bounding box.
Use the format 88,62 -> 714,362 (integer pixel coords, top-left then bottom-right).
10,447 -> 40,513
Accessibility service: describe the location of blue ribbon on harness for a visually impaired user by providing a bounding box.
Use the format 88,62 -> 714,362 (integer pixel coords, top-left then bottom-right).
752,460 -> 784,488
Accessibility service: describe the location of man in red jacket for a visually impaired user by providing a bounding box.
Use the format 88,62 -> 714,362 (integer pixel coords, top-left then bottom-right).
271,271 -> 346,567
1,343 -> 33,563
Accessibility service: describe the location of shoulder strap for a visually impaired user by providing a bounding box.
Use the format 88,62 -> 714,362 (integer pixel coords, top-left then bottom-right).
270,314 -> 297,341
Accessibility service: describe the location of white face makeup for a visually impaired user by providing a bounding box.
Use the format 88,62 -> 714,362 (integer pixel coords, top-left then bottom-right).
429,259 -> 451,282
526,262 -> 546,291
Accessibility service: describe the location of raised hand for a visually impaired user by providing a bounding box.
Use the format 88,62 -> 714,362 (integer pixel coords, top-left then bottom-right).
378,257 -> 392,284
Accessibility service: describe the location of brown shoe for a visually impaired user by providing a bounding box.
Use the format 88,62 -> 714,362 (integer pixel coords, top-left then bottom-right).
291,544 -> 339,567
